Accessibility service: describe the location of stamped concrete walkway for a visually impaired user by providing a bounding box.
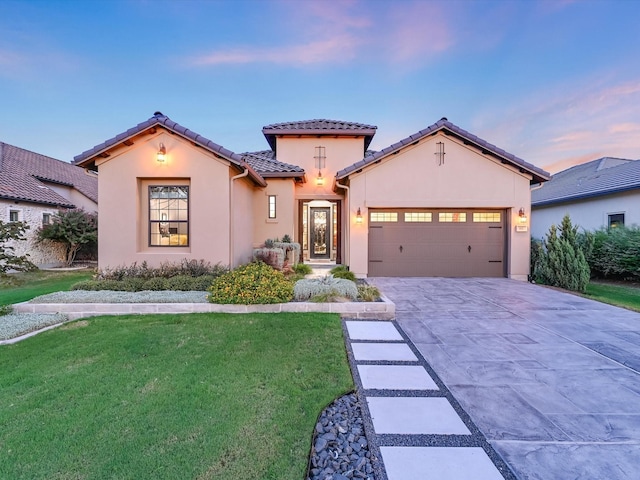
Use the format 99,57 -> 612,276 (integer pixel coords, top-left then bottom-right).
369,277 -> 640,480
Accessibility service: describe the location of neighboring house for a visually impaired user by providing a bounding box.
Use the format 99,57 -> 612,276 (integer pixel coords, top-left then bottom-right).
531,157 -> 640,239
73,112 -> 549,280
0,142 -> 98,266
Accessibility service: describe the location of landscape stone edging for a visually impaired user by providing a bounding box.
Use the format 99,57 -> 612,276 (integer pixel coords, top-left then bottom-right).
12,295 -> 395,321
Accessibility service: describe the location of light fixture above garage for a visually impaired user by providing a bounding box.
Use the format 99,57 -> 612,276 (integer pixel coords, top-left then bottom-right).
356,207 -> 363,224
157,143 -> 166,162
518,207 -> 527,223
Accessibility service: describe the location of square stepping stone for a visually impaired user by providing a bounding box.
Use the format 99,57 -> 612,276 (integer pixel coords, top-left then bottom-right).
380,446 -> 504,480
352,342 -> 418,361
357,364 -> 438,390
346,320 -> 403,341
367,397 -> 470,435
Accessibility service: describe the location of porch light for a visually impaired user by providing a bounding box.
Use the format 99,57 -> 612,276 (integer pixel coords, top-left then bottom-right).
518,208 -> 527,223
356,207 -> 363,224
157,143 -> 166,162
316,172 -> 324,186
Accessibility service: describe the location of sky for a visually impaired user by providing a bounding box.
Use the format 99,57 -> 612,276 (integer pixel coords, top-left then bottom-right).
1,0 -> 640,174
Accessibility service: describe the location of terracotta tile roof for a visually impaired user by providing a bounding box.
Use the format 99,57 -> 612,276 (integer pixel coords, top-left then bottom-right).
242,150 -> 305,177
73,112 -> 267,187
336,118 -> 551,185
262,118 -> 377,151
532,157 -> 640,206
0,142 -> 98,208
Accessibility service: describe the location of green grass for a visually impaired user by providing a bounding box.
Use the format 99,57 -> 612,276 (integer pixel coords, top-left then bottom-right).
0,270 -> 93,304
0,312 -> 353,479
584,281 -> 640,312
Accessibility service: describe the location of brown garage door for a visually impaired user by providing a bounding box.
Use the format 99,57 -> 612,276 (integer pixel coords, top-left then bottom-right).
368,209 -> 506,277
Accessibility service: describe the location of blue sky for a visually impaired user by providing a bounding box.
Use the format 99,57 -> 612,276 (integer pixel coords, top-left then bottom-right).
1,0 -> 639,173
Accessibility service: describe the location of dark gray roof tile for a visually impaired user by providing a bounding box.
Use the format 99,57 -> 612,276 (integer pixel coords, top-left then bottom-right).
0,142 -> 98,207
242,150 -> 305,177
532,157 -> 640,206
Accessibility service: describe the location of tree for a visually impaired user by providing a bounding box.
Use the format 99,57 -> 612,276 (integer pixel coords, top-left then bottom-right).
0,220 -> 37,276
533,214 -> 590,292
38,209 -> 98,266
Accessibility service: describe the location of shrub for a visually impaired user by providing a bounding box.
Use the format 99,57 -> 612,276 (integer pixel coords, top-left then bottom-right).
293,263 -> 313,275
97,259 -> 227,281
142,277 -> 170,291
253,247 -> 285,270
585,226 -> 640,280
37,209 -> 98,266
208,262 -> 293,304
330,265 -> 356,281
281,234 -> 292,243
293,277 -> 358,301
0,304 -> 12,316
533,215 -> 590,292
357,284 -> 381,302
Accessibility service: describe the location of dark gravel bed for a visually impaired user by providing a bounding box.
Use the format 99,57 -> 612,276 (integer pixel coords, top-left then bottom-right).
307,392 -> 375,480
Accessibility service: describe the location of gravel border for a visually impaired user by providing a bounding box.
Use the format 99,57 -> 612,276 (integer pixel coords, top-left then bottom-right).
0,313 -> 68,341
28,290 -> 209,304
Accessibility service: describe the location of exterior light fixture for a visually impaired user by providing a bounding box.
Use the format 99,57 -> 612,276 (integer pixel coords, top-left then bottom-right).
356,207 -> 363,224
157,143 -> 166,162
518,207 -> 527,223
316,172 -> 324,186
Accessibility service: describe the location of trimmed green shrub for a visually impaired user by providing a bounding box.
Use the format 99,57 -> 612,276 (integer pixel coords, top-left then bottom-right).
97,259 -> 226,281
330,265 -> 356,281
533,215 -> 590,292
293,263 -> 313,275
207,262 -> 293,304
294,277 -> 358,301
142,277 -> 170,291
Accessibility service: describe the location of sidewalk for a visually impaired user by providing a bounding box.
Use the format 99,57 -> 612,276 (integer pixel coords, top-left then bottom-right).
344,319 -> 516,480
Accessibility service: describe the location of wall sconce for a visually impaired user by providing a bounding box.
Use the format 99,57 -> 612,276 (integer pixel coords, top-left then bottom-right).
356,207 -> 363,224
157,143 -> 166,162
315,172 -> 324,186
518,207 -> 527,223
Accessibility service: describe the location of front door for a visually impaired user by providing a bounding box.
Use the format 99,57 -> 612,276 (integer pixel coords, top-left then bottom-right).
310,207 -> 330,259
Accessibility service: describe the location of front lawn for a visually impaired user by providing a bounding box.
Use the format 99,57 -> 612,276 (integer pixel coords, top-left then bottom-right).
0,313 -> 353,479
584,281 -> 640,312
0,270 -> 94,305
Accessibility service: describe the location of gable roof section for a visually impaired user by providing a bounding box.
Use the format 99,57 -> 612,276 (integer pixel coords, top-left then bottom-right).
73,112 -> 267,187
242,150 -> 305,178
532,157 -> 640,207
262,119 -> 377,152
336,118 -> 551,185
0,141 -> 98,208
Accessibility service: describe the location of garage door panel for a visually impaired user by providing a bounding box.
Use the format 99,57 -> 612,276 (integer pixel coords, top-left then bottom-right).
368,209 -> 506,277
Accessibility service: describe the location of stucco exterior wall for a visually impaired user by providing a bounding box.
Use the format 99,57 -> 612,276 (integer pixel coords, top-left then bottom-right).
346,133 -> 532,280
252,179 -> 296,246
95,132 -> 248,269
1,200 -> 67,266
46,182 -> 98,213
231,174 -> 257,266
531,190 -> 640,239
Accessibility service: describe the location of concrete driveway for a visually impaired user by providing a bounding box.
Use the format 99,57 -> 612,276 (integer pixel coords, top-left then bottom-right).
370,277 -> 640,480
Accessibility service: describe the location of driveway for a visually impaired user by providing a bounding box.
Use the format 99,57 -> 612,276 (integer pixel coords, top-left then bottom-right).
370,277 -> 640,480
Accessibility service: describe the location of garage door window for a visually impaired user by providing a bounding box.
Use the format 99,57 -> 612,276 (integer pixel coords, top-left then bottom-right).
439,212 -> 466,222
370,212 -> 398,222
405,212 -> 432,222
473,212 -> 501,222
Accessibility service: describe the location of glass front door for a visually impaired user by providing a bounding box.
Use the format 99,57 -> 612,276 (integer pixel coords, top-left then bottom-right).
310,207 -> 330,259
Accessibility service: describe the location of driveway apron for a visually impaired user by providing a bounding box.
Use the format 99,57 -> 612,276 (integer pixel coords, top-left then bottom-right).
369,277 -> 640,480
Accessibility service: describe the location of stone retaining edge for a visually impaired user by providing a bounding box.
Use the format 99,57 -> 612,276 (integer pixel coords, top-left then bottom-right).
13,295 -> 395,320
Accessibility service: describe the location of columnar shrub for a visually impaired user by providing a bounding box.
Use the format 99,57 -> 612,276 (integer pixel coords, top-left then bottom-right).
293,276 -> 358,301
207,262 -> 293,304
533,215 -> 590,292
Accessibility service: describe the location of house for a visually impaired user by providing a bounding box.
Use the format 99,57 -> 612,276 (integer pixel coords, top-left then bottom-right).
73,112 -> 549,280
0,142 -> 98,266
531,157 -> 640,239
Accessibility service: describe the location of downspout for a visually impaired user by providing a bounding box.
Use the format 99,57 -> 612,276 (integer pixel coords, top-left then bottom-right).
335,181 -> 350,267
229,168 -> 249,268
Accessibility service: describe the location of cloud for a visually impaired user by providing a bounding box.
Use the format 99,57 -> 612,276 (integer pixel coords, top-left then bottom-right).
186,0 -> 463,69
